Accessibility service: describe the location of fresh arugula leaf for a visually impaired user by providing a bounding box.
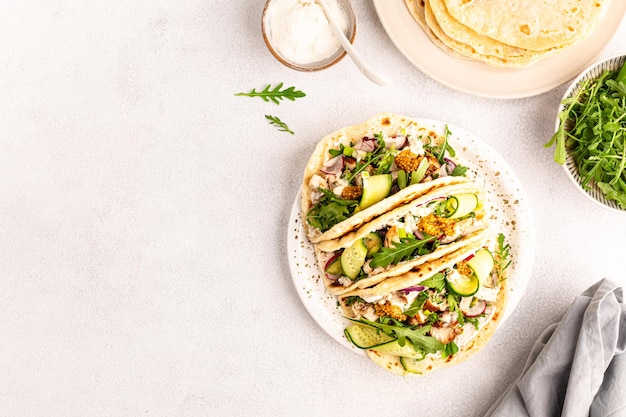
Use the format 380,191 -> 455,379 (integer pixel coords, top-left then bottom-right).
329,143 -> 347,157
547,62 -> 626,207
450,164 -> 468,176
264,115 -> 294,135
495,233 -> 512,281
419,272 -> 446,291
436,126 -> 449,164
465,316 -> 480,330
403,291 -> 428,317
350,317 -> 444,352
235,82 -> 305,104
447,294 -> 464,325
306,188 -> 358,232
343,296 -> 365,306
345,136 -> 395,183
369,235 -> 438,268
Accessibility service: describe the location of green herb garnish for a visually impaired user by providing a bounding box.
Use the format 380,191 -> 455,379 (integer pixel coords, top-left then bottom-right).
495,233 -> 511,281
403,291 -> 429,317
437,125 -> 452,164
306,188 -> 358,232
235,82 -> 306,104
265,115 -> 294,135
349,317 -> 444,352
344,134 -> 395,183
343,296 -> 365,306
418,272 -> 446,291
546,61 -> 626,208
369,235 -> 438,268
442,341 -> 459,358
447,294 -> 464,325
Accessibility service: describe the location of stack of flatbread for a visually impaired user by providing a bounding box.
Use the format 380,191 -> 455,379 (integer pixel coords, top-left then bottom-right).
405,0 -> 611,67
301,113 -> 510,375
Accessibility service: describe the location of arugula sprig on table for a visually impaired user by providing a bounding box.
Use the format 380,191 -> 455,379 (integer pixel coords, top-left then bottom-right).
546,61 -> 626,208
264,115 -> 294,135
235,83 -> 305,135
235,82 -> 305,104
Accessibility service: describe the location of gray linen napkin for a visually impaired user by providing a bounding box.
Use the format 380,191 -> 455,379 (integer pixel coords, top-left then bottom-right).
485,278 -> 626,417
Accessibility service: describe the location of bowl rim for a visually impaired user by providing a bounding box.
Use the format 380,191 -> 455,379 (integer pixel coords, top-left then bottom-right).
555,52 -> 626,214
261,0 -> 357,72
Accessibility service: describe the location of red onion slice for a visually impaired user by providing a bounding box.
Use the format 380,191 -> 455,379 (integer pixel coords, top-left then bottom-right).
324,252 -> 342,281
321,155 -> 344,175
444,157 -> 457,175
403,285 -> 425,294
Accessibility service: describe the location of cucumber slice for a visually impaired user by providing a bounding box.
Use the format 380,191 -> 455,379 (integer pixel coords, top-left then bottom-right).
446,268 -> 479,297
359,173 -> 392,210
466,248 -> 494,282
340,239 -> 368,279
443,194 -> 478,219
363,232 -> 383,257
400,356 -> 426,374
369,339 -> 426,359
344,323 -> 394,349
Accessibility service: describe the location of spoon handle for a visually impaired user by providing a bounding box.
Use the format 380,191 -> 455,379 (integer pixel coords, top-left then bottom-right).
316,0 -> 391,86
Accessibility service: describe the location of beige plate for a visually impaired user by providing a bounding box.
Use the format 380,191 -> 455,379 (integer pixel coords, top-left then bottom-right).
373,0 -> 626,99
287,119 -> 536,353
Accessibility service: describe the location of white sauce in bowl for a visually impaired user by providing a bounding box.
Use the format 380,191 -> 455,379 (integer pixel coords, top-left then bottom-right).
265,0 -> 347,65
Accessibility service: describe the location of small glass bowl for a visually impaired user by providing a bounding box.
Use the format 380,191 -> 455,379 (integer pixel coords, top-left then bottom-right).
555,53 -> 626,213
261,0 -> 357,72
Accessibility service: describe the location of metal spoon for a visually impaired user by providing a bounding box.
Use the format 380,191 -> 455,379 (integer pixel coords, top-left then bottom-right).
316,0 -> 391,86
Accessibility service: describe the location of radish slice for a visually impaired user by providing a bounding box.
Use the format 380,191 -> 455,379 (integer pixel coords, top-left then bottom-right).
356,137 -> 377,152
459,297 -> 486,317
321,155 -> 344,175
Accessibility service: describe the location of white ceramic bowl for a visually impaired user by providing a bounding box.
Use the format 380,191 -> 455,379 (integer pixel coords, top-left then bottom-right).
261,0 -> 357,72
555,53 -> 626,213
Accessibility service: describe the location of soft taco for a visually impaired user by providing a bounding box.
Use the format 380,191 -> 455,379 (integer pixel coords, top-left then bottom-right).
339,239 -> 508,376
314,180 -> 489,296
302,113 -> 470,244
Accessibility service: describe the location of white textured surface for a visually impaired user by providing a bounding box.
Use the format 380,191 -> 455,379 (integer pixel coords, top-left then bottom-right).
0,1 -> 625,416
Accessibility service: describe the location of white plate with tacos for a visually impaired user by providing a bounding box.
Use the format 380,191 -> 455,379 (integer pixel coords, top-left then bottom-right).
288,114 -> 535,372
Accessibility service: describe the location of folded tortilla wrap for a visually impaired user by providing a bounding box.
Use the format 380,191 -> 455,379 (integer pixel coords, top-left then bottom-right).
339,241 -> 508,376
302,113 -> 469,244
315,181 -> 489,295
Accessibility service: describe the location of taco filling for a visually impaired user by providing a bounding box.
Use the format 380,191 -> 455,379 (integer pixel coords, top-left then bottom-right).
306,126 -> 468,234
319,190 -> 487,293
341,243 -> 507,375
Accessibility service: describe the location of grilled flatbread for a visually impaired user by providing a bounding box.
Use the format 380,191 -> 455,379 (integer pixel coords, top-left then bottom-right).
443,0 -> 609,51
404,0 -> 609,67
